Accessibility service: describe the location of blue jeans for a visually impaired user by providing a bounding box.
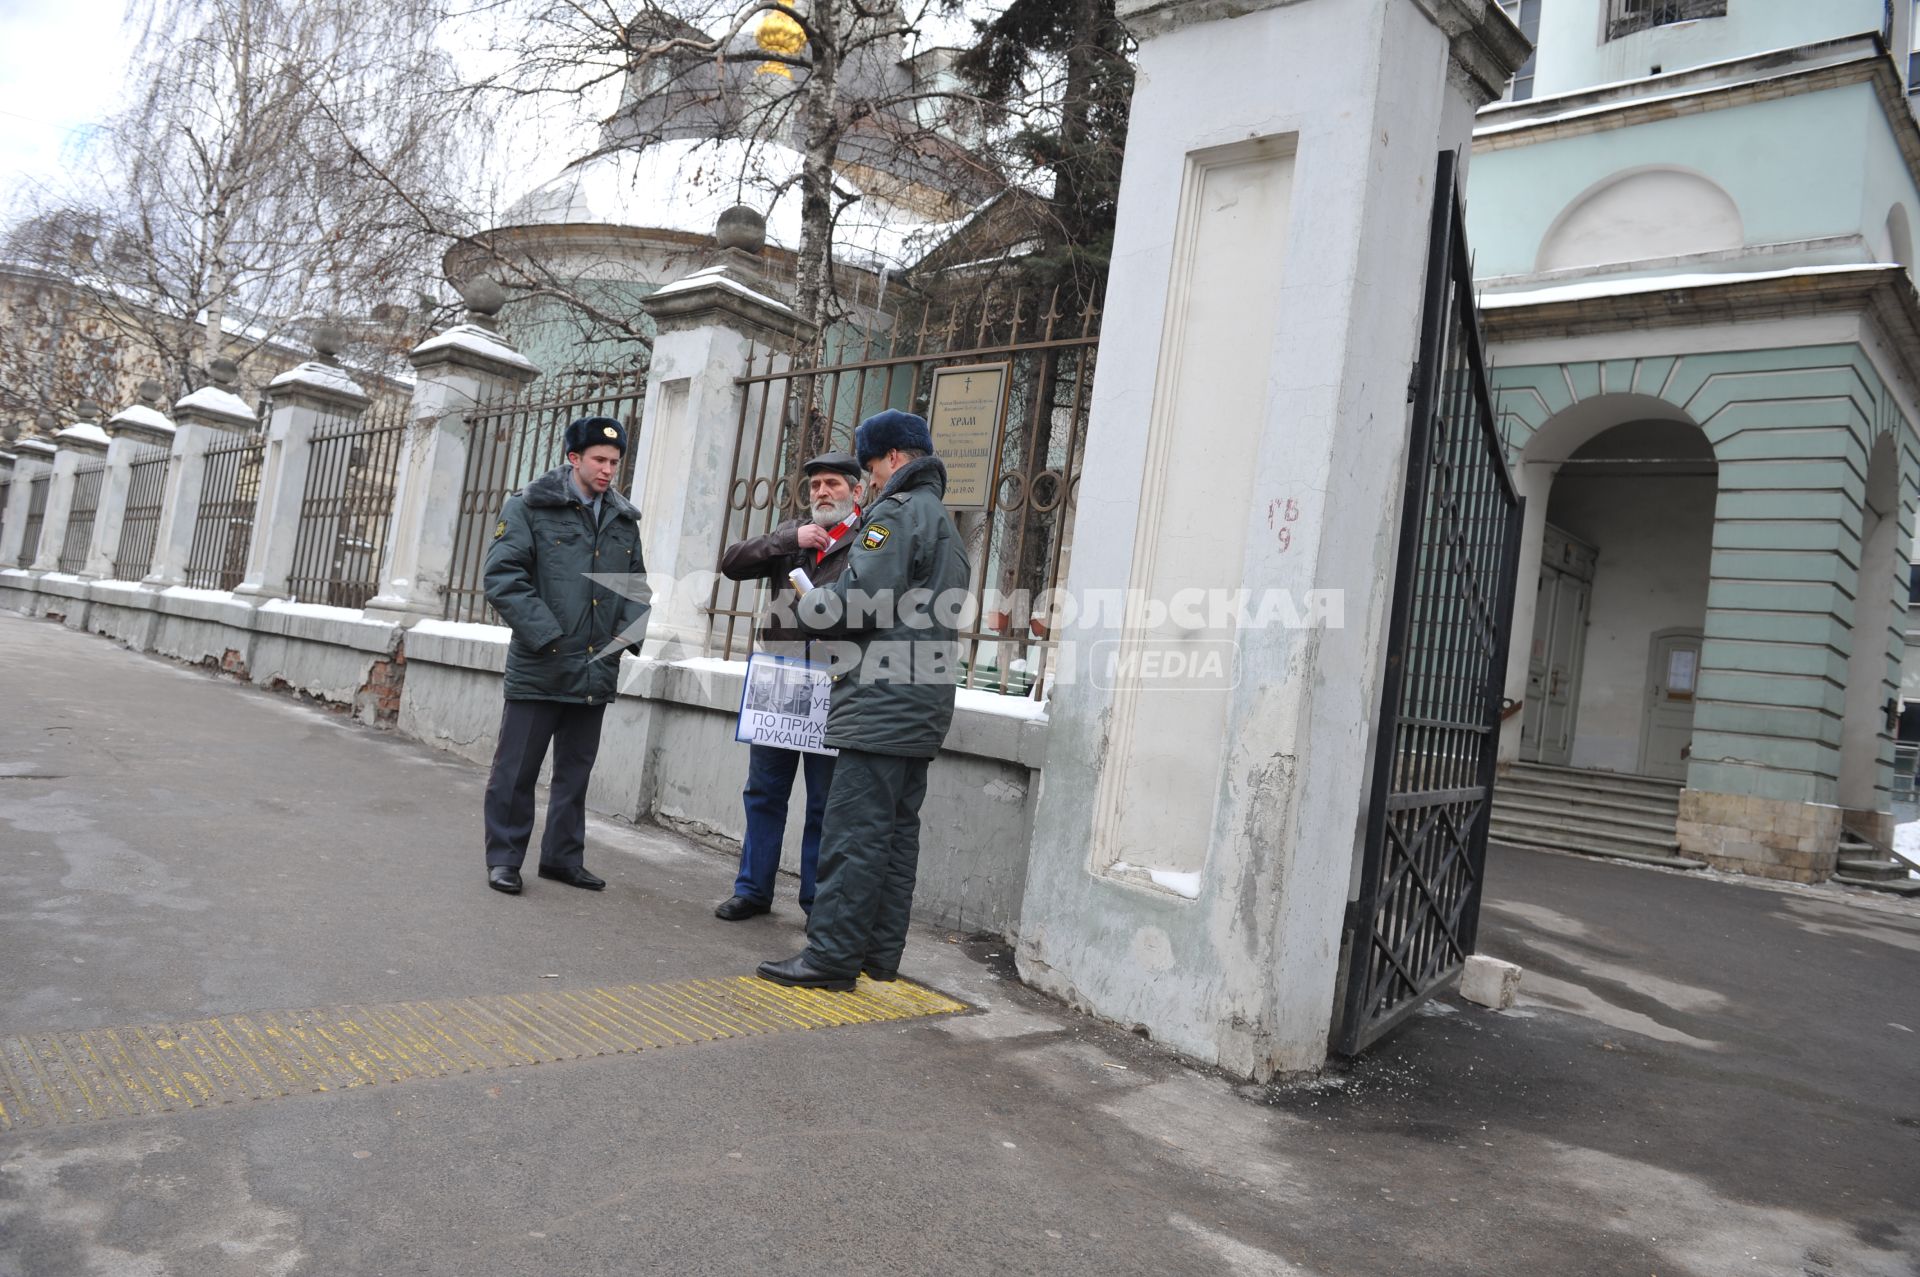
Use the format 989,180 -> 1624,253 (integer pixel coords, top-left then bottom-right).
733,744 -> 835,908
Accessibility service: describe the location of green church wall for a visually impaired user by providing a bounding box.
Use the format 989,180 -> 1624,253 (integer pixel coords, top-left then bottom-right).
1492,341 -> 1917,809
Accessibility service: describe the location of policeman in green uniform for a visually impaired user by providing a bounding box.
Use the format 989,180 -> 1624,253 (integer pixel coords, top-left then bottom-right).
756,410 -> 970,989
481,416 -> 650,895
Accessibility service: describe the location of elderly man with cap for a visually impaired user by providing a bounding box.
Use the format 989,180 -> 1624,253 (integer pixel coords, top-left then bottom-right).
480,415 -> 650,895
757,411 -> 970,989
711,451 -> 867,921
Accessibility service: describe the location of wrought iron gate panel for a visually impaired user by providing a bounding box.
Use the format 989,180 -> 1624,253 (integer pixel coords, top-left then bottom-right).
1335,151 -> 1525,1056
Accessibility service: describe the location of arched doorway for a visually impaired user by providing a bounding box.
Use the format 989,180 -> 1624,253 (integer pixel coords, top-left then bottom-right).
1511,399 -> 1717,777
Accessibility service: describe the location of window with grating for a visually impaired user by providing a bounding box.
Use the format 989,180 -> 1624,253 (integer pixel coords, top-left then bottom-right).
1498,0 -> 1542,100
1607,0 -> 1727,43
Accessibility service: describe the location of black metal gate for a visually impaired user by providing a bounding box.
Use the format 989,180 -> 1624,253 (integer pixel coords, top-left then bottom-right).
1334,152 -> 1525,1056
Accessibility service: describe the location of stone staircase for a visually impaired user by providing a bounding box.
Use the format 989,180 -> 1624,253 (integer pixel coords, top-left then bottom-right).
1831,835 -> 1920,897
1489,762 -> 1702,869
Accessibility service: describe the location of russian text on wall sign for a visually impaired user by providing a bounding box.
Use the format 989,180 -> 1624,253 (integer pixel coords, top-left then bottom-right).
928,361 -> 1009,511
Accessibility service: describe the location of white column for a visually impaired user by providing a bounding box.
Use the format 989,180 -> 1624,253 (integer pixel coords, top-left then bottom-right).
363,284 -> 540,625
84,382 -> 177,580
144,361 -> 259,591
32,409 -> 110,573
1015,0 -> 1527,1077
233,346 -> 370,604
0,439 -> 55,567
635,226 -> 817,655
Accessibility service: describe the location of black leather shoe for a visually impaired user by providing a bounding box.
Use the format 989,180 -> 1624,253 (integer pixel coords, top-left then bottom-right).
860,965 -> 899,983
756,953 -> 855,991
488,866 -> 522,894
715,895 -> 772,921
537,865 -> 605,891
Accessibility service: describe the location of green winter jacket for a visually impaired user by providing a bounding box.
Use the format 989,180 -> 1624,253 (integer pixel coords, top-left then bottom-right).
483,465 -> 650,704
797,456 -> 971,758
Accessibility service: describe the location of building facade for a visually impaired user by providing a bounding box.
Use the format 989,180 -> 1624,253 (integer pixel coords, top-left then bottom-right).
1472,0 -> 1920,882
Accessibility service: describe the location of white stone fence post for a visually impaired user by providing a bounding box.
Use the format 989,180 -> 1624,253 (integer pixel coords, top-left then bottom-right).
144,358 -> 259,591
234,330 -> 370,604
31,403 -> 110,574
364,278 -> 540,626
633,210 -> 816,656
0,435 -> 56,568
84,381 -> 177,581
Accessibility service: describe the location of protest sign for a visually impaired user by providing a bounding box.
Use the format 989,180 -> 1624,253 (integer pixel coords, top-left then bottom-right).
735,653 -> 838,756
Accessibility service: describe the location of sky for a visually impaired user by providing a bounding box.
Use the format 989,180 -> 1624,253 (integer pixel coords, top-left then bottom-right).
0,0 -> 1005,230
0,0 -> 135,213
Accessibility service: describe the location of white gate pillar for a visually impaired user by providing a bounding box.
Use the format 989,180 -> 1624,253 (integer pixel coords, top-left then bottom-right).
32,404 -> 110,573
234,332 -> 370,604
635,210 -> 817,656
1015,0 -> 1527,1077
364,278 -> 540,625
145,358 -> 259,590
84,381 -> 177,580
1,436 -> 56,568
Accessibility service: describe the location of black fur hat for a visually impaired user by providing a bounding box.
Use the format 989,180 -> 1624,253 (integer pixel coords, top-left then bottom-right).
565,415 -> 627,456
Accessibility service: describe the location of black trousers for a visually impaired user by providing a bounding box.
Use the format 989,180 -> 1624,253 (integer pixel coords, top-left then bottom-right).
483,699 -> 607,870
804,749 -> 931,978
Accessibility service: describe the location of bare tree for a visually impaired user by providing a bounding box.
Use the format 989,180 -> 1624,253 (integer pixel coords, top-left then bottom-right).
9,0 -> 472,400
440,0 -> 1010,346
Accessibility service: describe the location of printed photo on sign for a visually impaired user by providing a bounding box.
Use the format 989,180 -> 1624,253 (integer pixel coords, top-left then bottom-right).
735,653 -> 838,756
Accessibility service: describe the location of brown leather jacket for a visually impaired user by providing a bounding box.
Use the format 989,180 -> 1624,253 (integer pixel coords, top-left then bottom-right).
718,513 -> 861,652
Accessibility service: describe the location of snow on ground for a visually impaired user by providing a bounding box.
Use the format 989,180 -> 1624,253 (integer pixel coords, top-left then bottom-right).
1893,820 -> 1920,880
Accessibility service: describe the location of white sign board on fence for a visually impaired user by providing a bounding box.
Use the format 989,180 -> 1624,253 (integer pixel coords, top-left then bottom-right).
734,653 -> 838,756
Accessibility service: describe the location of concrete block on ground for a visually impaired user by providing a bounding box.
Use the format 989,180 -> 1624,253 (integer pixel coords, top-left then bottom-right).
1460,955 -> 1522,1010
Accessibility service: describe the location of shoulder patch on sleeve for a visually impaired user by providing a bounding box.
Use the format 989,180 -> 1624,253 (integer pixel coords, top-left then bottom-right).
861,525 -> 890,550
494,519 -> 508,540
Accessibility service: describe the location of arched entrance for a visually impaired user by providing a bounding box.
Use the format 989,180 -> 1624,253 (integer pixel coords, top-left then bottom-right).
1509,395 -> 1717,778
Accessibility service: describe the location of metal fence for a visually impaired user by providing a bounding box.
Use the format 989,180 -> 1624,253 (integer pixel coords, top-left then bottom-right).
18,473 -> 49,567
1336,151 -> 1524,1056
710,289 -> 1103,697
111,444 -> 172,581
287,399 -> 409,609
443,370 -> 647,624
57,459 -> 107,573
186,433 -> 265,591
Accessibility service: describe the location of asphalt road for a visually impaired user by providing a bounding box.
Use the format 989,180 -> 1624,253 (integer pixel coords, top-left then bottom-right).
1,610 -> 1916,1277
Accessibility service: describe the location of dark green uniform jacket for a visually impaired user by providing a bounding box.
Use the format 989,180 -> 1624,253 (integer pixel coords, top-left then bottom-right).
798,456 -> 971,758
483,465 -> 650,704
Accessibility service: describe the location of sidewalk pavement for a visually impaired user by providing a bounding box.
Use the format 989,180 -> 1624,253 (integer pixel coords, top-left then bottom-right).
1,609 -> 1916,1277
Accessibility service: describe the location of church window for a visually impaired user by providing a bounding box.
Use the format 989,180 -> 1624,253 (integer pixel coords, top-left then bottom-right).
1499,0 -> 1542,101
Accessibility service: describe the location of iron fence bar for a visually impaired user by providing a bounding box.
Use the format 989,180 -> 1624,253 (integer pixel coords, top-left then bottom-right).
112,446 -> 172,580
58,462 -> 107,573
19,474 -> 49,567
1339,149 -> 1468,1057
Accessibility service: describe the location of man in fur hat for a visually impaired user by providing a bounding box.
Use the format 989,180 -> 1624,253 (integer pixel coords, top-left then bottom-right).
481,415 -> 650,895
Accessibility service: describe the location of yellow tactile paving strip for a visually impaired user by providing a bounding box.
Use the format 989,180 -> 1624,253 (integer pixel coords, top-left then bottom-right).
0,975 -> 965,1132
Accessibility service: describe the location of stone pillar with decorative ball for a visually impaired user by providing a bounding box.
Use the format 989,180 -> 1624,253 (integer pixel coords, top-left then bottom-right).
83,381 -> 177,580
363,276 -> 541,626
144,359 -> 259,591
633,206 -> 817,656
234,326 -> 370,604
32,402 -> 111,574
